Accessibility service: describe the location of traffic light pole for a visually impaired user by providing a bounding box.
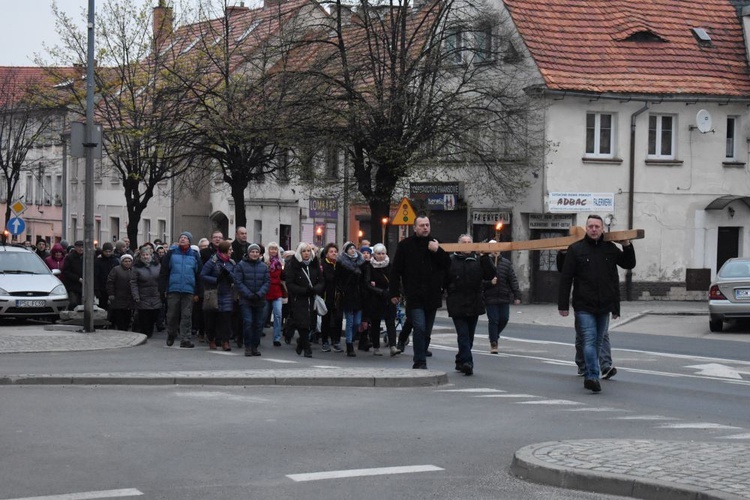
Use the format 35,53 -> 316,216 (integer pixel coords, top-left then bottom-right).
82,0 -> 96,333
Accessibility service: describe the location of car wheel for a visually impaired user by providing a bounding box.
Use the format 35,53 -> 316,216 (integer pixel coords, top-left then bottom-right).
709,318 -> 723,332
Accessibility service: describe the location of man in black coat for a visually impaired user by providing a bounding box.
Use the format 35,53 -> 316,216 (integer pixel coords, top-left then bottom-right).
558,214 -> 636,393
94,242 -> 119,310
62,240 -> 85,309
389,215 -> 451,369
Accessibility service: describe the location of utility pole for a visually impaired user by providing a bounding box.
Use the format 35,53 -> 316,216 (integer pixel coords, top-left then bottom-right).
82,0 -> 96,332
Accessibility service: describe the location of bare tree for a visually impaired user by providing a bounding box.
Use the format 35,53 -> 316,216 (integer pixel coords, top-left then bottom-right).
168,0 -> 327,229
0,68 -> 64,241
289,0 -> 544,243
46,0 -> 200,250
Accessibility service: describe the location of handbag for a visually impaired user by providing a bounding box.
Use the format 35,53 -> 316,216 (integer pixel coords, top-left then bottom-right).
203,288 -> 219,311
314,294 -> 328,316
302,266 -> 327,316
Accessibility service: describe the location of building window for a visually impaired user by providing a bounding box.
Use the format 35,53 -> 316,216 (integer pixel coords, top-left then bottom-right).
472,23 -> 493,63
25,174 -> 34,204
726,116 -> 738,160
446,29 -> 465,64
585,113 -> 614,158
648,114 -> 675,159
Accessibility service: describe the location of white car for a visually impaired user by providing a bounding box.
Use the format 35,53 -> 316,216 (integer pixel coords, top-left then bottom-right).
0,245 -> 69,320
708,257 -> 750,332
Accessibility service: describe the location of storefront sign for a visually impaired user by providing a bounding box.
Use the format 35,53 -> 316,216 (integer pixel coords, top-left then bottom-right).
529,213 -> 575,229
410,182 -> 460,211
547,192 -> 614,213
309,198 -> 338,219
472,210 -> 511,225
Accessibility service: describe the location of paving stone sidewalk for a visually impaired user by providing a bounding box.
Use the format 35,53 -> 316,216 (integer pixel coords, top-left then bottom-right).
512,439 -> 750,500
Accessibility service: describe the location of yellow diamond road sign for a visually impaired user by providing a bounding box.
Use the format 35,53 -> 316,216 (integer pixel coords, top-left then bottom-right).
10,200 -> 26,216
392,197 -> 417,226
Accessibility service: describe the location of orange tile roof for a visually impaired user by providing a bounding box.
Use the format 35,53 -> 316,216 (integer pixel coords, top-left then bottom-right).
504,0 -> 750,96
0,66 -> 78,107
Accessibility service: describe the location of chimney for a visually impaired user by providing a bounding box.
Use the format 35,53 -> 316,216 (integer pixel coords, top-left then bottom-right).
153,0 -> 174,51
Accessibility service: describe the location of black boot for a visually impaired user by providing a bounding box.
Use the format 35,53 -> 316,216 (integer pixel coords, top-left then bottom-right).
346,342 -> 356,357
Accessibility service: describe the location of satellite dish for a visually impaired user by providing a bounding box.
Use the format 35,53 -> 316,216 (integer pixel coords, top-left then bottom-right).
696,109 -> 713,133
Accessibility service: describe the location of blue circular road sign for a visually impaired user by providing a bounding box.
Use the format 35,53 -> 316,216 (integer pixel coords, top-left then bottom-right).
8,217 -> 26,236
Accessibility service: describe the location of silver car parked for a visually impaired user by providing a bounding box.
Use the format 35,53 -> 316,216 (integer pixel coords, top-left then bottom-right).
708,257 -> 750,332
0,244 -> 69,319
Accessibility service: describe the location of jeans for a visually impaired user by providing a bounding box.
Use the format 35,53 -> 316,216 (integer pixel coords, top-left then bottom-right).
574,315 -> 613,371
343,309 -> 362,344
453,315 -> 479,368
575,311 -> 610,380
486,303 -> 510,343
167,293 -> 194,342
265,298 -> 283,342
408,307 -> 436,365
240,302 -> 266,349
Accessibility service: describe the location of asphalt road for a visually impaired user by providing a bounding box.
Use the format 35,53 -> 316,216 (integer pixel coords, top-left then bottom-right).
1,317 -> 749,499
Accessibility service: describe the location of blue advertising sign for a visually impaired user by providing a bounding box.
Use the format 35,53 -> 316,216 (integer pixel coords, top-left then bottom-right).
309,198 -> 338,219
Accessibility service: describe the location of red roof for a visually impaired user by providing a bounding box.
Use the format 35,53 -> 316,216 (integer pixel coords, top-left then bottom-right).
0,66 -> 77,107
504,0 -> 750,96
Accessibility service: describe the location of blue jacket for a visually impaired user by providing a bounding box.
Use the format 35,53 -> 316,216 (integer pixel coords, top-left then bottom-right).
158,245 -> 201,295
200,255 -> 236,312
232,257 -> 270,305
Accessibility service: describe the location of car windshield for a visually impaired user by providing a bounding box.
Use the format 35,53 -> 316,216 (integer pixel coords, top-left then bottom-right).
0,252 -> 52,274
719,261 -> 750,278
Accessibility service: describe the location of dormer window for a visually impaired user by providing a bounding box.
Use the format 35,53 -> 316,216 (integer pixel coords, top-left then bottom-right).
691,27 -> 712,47
624,30 -> 665,42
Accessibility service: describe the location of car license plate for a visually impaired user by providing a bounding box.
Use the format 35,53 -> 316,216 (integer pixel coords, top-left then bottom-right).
16,300 -> 46,308
735,289 -> 750,300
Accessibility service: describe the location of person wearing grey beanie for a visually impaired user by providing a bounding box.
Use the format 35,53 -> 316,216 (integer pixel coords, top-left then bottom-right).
180,231 -> 193,245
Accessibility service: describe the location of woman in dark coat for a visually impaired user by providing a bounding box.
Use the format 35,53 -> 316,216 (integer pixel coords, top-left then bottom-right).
365,243 -> 399,356
130,248 -> 162,337
284,242 -> 324,358
319,243 -> 343,353
200,240 -> 236,351
106,254 -> 135,331
336,241 -> 366,356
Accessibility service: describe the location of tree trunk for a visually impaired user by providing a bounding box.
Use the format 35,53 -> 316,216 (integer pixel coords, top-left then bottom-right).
231,180 -> 248,230
367,198 -> 391,247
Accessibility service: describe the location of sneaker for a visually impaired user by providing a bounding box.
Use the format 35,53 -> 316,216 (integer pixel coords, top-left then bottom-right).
321,342 -> 331,352
461,362 -> 474,376
373,348 -> 382,356
390,346 -> 400,357
332,344 -> 343,353
577,367 -> 586,377
396,343 -> 405,353
490,342 -> 498,354
179,341 -> 194,348
602,366 -> 618,380
584,378 -> 602,393
273,341 -> 282,347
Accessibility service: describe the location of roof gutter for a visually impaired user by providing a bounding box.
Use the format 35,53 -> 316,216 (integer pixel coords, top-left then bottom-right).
527,87 -> 750,104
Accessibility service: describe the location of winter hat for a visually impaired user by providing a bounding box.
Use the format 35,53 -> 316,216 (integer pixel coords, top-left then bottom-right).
359,246 -> 372,255
102,242 -> 114,252
343,241 -> 356,253
248,243 -> 261,253
179,231 -> 193,244
120,254 -> 133,263
74,240 -> 84,247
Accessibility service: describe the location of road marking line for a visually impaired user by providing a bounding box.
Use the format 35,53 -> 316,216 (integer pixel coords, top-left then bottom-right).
563,407 -> 622,412
657,423 -> 742,430
616,415 -> 677,421
287,465 -> 443,482
263,359 -> 297,364
435,388 -> 504,393
473,394 -> 537,398
3,488 -> 143,500
719,433 -> 750,439
516,399 -> 582,405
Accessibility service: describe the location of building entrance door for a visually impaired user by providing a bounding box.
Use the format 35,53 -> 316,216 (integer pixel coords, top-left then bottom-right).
531,230 -> 566,303
717,226 -> 740,271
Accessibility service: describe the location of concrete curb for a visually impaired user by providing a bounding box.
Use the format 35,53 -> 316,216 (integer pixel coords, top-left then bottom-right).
0,368 -> 449,388
511,440 -> 749,500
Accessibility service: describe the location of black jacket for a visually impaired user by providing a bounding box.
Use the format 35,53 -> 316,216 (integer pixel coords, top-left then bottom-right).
285,256 -> 324,330
483,256 -> 521,305
558,235 -> 636,315
389,234 -> 451,310
446,253 -> 496,317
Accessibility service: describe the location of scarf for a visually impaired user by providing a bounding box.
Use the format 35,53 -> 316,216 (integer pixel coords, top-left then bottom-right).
370,255 -> 390,268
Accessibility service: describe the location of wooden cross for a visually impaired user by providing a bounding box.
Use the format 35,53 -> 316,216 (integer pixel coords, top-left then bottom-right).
439,227 -> 645,253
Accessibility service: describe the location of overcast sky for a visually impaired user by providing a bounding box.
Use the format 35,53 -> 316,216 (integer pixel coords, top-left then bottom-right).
0,0 -> 166,66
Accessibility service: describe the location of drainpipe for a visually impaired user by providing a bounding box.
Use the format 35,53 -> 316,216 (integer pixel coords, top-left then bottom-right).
627,102 -> 649,301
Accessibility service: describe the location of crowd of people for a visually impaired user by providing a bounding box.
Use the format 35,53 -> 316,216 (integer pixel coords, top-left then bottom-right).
28,217 -> 523,374
28,212 -> 633,392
